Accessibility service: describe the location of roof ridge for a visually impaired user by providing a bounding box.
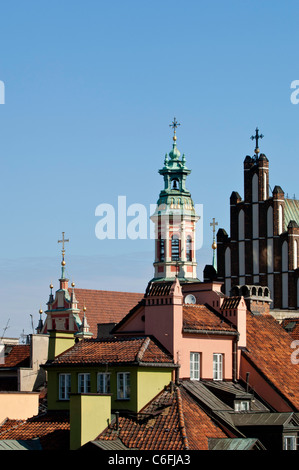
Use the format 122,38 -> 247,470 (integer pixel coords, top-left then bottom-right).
135,337 -> 151,362
175,387 -> 190,451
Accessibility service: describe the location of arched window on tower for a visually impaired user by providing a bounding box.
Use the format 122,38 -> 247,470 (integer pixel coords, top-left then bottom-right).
171,179 -> 179,190
186,236 -> 192,261
160,238 -> 165,262
171,235 -> 180,261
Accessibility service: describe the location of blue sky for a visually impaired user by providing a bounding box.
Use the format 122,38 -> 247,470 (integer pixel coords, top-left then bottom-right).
0,0 -> 298,338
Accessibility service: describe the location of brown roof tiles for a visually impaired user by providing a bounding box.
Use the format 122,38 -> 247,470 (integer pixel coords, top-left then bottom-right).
0,345 -> 30,368
49,336 -> 174,366
72,289 -> 144,336
183,305 -> 236,333
243,312 -> 299,409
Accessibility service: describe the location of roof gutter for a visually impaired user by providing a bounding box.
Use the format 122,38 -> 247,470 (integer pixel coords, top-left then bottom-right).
183,329 -> 238,336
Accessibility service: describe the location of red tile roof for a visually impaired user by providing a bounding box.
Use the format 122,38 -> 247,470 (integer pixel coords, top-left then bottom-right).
243,312 -> 299,410
0,345 -> 30,368
183,305 -> 236,333
96,384 -> 228,450
72,289 -> 144,336
0,412 -> 70,450
281,317 -> 299,340
49,336 -> 174,366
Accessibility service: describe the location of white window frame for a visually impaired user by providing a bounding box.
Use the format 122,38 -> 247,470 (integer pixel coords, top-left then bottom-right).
234,400 -> 250,412
190,352 -> 200,380
213,353 -> 223,381
117,372 -> 130,400
283,435 -> 297,450
59,373 -> 71,400
97,372 -> 111,394
78,373 -> 91,393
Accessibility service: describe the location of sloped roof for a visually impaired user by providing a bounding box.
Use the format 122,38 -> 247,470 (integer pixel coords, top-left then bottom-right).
71,289 -> 144,336
281,318 -> 299,340
242,312 -> 299,410
47,336 -> 174,366
96,384 -> 228,450
209,438 -> 264,450
183,305 -> 236,333
0,412 -> 70,450
285,198 -> 299,230
0,345 -> 30,369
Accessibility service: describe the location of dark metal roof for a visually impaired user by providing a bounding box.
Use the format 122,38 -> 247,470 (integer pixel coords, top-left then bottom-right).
88,438 -> 132,450
232,412 -> 299,428
209,438 -> 265,450
0,439 -> 42,450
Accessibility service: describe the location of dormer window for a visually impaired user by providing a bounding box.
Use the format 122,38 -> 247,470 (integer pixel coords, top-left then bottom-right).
234,400 -> 250,412
171,179 -> 179,190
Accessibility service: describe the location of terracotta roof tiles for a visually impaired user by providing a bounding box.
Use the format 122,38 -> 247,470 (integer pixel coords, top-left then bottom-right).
243,312 -> 299,409
49,336 -> 174,366
183,305 -> 236,333
0,345 -> 30,368
72,289 -> 144,337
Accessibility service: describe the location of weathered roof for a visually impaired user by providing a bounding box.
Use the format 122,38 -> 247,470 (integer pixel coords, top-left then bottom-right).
183,305 -> 236,334
96,383 -> 229,450
242,312 -> 299,410
71,289 -> 144,336
285,198 -> 299,230
281,317 -> 299,340
209,437 -> 264,450
221,297 -> 242,310
0,438 -> 42,450
232,412 -> 299,427
47,336 -> 175,367
0,345 -> 30,369
0,412 -> 70,450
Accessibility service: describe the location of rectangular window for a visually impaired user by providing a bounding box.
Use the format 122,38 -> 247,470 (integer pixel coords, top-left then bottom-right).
97,373 -> 111,394
190,352 -> 200,380
78,373 -> 91,393
59,373 -> 71,400
235,400 -> 250,412
284,436 -> 297,450
213,353 -> 223,381
117,372 -> 130,399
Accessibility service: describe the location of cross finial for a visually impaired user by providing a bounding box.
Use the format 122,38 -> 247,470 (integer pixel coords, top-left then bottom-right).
250,127 -> 264,155
169,117 -> 180,141
58,232 -> 69,262
210,218 -> 218,236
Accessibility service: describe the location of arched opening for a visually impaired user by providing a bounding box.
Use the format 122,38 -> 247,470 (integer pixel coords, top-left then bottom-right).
186,236 -> 192,261
159,237 -> 165,262
171,179 -> 179,190
171,235 -> 180,261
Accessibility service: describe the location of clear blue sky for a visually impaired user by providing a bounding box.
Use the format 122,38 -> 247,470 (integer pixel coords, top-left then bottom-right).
0,0 -> 298,338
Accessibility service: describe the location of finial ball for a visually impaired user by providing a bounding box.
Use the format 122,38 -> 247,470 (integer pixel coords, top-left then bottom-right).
61,260 -> 66,266
39,308 -> 43,314
83,306 -> 87,312
71,282 -> 75,287
212,241 -> 217,250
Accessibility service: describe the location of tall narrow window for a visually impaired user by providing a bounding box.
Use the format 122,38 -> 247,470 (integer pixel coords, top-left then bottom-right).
78,373 -> 91,393
171,235 -> 180,261
213,354 -> 223,381
186,236 -> 192,261
160,238 -> 165,262
190,352 -> 200,380
97,373 -> 111,394
59,373 -> 71,400
117,372 -> 130,399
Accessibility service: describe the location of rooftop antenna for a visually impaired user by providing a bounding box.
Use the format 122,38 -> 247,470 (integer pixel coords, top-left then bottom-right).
0,319 -> 10,342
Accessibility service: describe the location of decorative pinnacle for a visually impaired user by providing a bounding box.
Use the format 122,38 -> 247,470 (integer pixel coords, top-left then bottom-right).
250,127 -> 264,155
169,117 -> 180,142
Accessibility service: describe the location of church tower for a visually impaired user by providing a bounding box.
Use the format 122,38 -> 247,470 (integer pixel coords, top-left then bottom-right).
151,119 -> 200,282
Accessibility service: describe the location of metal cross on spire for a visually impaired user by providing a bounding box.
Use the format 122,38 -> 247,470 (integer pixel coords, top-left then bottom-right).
210,218 -> 218,237
58,232 -> 69,261
169,117 -> 180,141
250,127 -> 264,155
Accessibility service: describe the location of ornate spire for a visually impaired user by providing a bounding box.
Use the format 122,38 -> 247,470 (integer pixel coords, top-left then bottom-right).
169,117 -> 181,160
58,232 -> 69,280
210,218 -> 218,271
